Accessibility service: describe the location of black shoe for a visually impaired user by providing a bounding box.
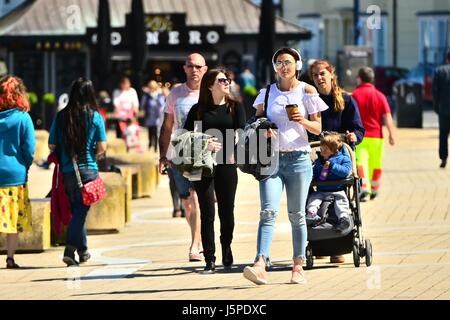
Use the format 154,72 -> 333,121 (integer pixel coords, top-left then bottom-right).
222,247 -> 233,268
440,159 -> 447,168
370,191 -> 378,200
202,261 -> 216,274
359,191 -> 369,202
63,247 -> 79,267
180,209 -> 186,218
172,209 -> 182,218
336,217 -> 351,232
78,251 -> 91,264
6,257 -> 20,269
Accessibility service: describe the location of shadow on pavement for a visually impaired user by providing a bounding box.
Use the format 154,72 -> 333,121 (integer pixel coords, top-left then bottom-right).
71,284 -> 257,297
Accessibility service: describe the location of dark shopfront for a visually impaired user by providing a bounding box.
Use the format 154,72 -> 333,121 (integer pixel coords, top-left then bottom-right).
0,0 -> 310,129
2,16 -> 225,111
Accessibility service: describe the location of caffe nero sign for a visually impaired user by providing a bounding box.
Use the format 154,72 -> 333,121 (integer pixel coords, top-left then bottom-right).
87,13 -> 224,49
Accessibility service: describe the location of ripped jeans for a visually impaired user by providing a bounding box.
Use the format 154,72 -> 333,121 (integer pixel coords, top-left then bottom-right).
255,150 -> 312,262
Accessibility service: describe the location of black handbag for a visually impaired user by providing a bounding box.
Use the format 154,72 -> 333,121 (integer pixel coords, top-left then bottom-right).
235,85 -> 278,181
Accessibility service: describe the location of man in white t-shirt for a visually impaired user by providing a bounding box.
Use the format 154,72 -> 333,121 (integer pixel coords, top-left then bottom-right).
159,53 -> 208,262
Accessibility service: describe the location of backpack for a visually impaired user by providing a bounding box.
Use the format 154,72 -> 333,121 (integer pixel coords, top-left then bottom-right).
234,85 -> 278,181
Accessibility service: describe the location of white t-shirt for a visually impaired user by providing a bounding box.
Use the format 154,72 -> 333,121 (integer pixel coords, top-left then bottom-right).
164,83 -> 200,159
253,82 -> 328,152
164,83 -> 200,133
113,88 -> 140,120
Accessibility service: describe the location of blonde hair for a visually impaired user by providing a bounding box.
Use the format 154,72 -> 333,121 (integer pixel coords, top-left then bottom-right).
309,60 -> 346,113
320,133 -> 342,154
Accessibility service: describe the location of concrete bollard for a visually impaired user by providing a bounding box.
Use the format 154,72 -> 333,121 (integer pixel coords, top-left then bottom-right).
0,199 -> 51,253
113,164 -> 139,223
86,172 -> 127,233
34,130 -> 50,165
107,152 -> 159,199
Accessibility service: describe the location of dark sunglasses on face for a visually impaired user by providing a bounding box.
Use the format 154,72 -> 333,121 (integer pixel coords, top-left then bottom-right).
186,64 -> 204,70
217,78 -> 231,85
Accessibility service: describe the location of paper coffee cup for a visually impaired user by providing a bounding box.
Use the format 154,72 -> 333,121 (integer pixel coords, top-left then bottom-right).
285,104 -> 298,121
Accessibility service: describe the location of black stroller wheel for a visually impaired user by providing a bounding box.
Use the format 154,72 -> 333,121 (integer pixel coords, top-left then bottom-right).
353,241 -> 360,267
365,239 -> 373,267
305,244 -> 314,270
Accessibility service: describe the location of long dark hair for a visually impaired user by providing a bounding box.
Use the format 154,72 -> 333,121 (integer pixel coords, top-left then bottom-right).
59,78 -> 99,161
197,68 -> 237,120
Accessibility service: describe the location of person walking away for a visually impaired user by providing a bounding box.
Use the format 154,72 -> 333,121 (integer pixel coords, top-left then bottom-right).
159,53 -> 208,261
183,68 -> 246,273
49,78 -> 107,266
352,67 -> 395,201
242,47 -> 328,285
0,75 -> 35,269
432,52 -> 450,169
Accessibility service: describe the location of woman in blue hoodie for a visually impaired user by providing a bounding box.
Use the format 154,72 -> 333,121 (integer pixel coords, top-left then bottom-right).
0,75 -> 35,269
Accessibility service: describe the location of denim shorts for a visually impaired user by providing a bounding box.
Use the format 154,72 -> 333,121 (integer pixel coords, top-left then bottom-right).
168,167 -> 192,199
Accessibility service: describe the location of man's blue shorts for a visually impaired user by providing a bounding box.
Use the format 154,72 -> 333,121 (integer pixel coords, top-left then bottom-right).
168,167 -> 193,199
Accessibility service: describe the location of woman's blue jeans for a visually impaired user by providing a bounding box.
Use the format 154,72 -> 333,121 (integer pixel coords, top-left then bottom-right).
256,150 -> 312,262
63,169 -> 98,254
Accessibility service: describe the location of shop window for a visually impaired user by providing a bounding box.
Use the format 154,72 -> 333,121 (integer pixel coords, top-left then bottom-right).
418,15 -> 449,64
359,15 -> 388,66
297,16 -> 323,60
13,51 -> 44,96
55,52 -> 87,97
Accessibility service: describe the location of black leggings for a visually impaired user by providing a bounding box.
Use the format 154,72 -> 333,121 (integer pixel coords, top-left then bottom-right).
193,164 -> 238,264
439,115 -> 450,161
148,126 -> 158,151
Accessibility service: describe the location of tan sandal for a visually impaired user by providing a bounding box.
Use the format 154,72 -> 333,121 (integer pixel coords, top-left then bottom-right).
189,252 -> 203,262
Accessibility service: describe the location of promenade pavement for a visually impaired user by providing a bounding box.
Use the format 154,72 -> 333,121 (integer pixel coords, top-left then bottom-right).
1,121 -> 449,300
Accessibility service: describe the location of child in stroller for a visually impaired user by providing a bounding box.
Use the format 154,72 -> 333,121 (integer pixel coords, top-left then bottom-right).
306,132 -> 352,232
305,132 -> 373,269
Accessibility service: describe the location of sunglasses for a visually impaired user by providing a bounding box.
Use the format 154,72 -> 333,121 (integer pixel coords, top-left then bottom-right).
275,60 -> 294,68
217,78 -> 231,85
186,64 -> 205,70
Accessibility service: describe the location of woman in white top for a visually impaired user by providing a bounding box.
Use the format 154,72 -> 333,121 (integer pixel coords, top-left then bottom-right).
113,77 -> 140,138
243,47 -> 328,285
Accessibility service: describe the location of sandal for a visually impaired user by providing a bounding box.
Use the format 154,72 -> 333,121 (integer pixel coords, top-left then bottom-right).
6,257 -> 20,269
189,252 -> 203,262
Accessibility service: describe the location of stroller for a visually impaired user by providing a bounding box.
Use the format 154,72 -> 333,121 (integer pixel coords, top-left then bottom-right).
304,136 -> 373,269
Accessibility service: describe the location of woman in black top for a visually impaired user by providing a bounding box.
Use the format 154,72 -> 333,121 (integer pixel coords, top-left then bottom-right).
184,68 -> 246,273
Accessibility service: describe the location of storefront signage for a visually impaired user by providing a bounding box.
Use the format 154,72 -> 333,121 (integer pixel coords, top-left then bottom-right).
87,13 -> 224,48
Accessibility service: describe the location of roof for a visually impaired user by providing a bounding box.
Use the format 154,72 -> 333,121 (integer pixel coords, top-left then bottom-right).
0,0 -> 310,38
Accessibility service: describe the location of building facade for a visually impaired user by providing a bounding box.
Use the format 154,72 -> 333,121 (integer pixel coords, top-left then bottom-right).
0,0 -> 310,103
282,0 -> 450,69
